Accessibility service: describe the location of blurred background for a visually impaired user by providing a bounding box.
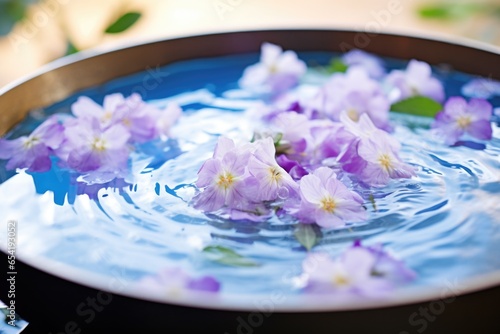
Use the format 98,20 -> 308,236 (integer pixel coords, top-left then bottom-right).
0,0 -> 499,88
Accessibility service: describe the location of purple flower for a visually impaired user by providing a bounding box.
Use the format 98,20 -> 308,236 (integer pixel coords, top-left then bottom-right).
302,249 -> 391,296
353,241 -> 416,284
303,242 -> 415,295
431,97 -> 493,145
137,268 -> 220,297
357,137 -> 416,187
112,93 -> 163,143
0,116 -> 64,172
59,117 -> 131,173
248,137 -> 298,201
385,59 -> 445,102
310,67 -> 391,130
342,49 -> 386,79
72,93 -> 180,143
297,167 -> 367,228
239,42 -> 307,94
461,78 -> 500,99
193,137 -> 257,212
339,113 -> 415,186
71,94 -> 125,128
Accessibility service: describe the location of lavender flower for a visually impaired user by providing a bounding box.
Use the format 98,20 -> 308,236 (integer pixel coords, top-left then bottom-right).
303,242 -> 415,295
59,117 -> 131,173
71,94 -> 125,128
137,268 -> 220,297
340,113 -> 415,187
385,59 -> 445,102
310,67 -> 391,130
431,97 -> 493,145
248,137 -> 298,201
239,42 -> 307,94
194,137 -> 257,212
302,248 -> 391,296
72,93 -> 180,143
357,137 -> 416,187
342,49 -> 386,79
297,167 -> 366,228
0,116 -> 64,172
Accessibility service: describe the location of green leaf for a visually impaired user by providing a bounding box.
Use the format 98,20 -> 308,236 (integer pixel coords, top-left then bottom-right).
418,3 -> 489,20
390,96 -> 443,118
65,40 -> 79,56
202,246 -> 260,267
104,12 -> 142,34
294,224 -> 321,251
327,57 -> 348,74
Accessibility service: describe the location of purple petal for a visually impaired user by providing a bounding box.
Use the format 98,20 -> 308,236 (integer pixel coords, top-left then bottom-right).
467,119 -> 492,140
186,276 -> 220,292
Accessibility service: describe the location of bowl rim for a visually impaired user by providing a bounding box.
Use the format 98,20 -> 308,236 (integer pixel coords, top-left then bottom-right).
1,28 -> 499,313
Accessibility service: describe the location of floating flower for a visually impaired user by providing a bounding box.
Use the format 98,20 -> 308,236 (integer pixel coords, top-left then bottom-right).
60,117 -> 131,173
431,97 -> 493,145
339,113 -> 415,186
357,137 -> 416,187
302,242 -> 415,295
72,93 -> 181,143
297,167 -> 366,228
194,137 -> 257,212
248,137 -> 298,201
302,248 -> 390,296
385,59 -> 445,103
137,268 -> 220,297
71,93 -> 125,128
0,116 -> 65,172
310,67 -> 391,130
239,42 -> 307,94
342,49 -> 386,79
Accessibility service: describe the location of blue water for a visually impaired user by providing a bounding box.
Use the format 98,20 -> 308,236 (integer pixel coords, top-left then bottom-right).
0,52 -> 499,299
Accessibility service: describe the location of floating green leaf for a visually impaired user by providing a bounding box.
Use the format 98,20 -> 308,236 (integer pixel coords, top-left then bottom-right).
390,96 -> 443,118
327,57 -> 348,74
202,245 -> 260,267
104,12 -> 142,34
294,224 -> 321,251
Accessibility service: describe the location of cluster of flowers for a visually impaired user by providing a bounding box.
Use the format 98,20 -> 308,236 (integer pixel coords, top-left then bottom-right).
0,93 -> 181,182
193,43 -> 496,228
137,241 -> 415,297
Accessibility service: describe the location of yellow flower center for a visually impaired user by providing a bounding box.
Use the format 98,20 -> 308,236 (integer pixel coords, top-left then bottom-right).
268,166 -> 282,183
456,116 -> 471,129
378,154 -> 393,172
23,136 -> 39,149
122,118 -> 132,127
347,108 -> 359,122
101,111 -> 113,123
320,196 -> 337,213
332,273 -> 350,286
92,137 -> 107,152
216,172 -> 235,190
